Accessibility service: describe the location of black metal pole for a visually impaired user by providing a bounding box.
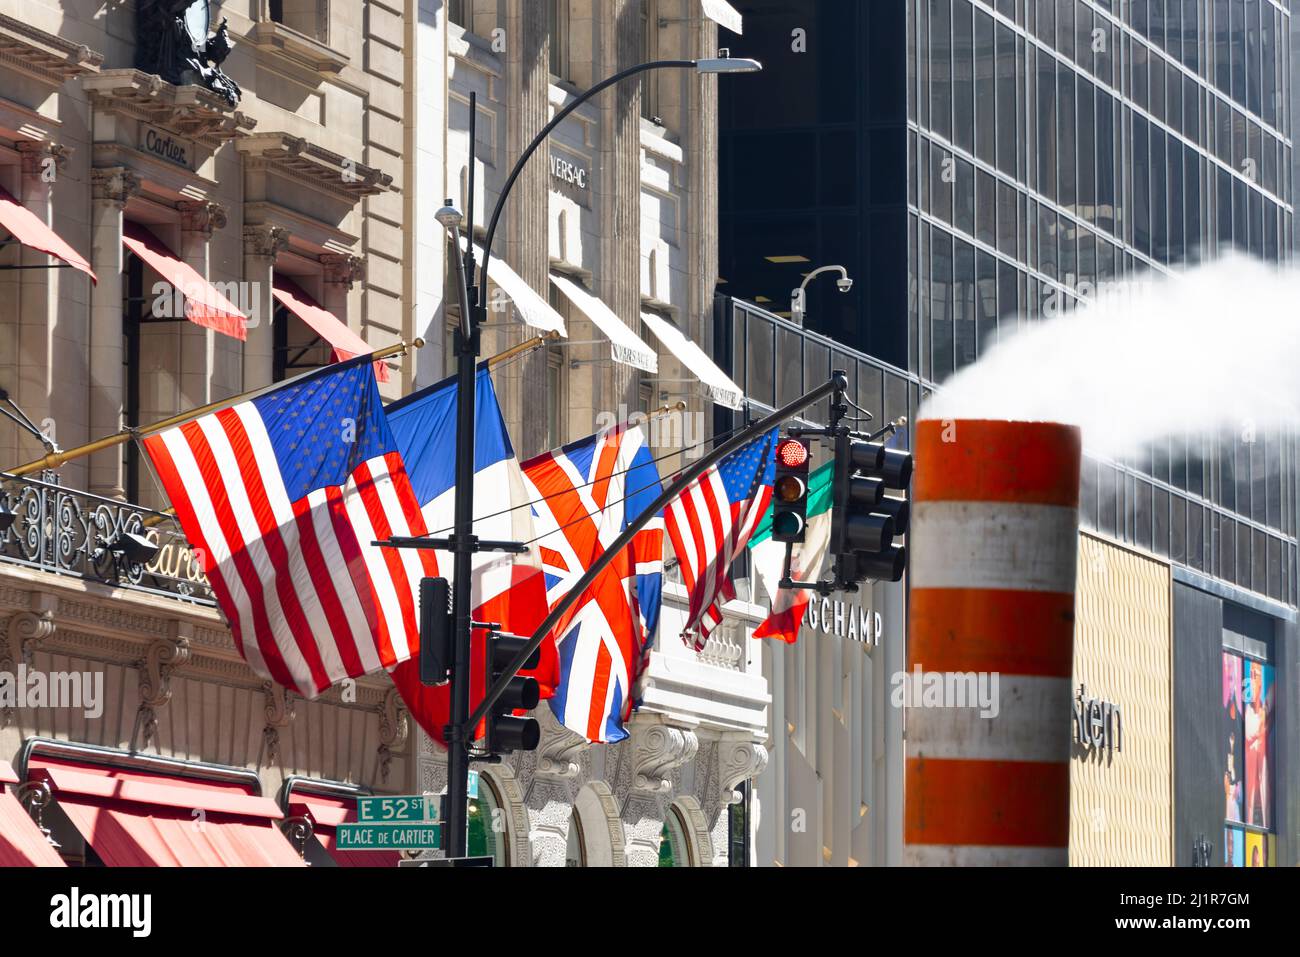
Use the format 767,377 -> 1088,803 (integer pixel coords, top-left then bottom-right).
466,373 -> 848,734
475,60 -> 695,311
444,92 -> 480,860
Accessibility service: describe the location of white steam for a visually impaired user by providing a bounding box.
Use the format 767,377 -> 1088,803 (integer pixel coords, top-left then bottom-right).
920,254 -> 1300,458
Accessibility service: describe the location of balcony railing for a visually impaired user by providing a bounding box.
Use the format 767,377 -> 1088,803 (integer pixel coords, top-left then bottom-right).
0,471 -> 214,606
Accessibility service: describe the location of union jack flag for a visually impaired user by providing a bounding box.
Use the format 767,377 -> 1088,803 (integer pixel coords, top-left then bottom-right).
666,430 -> 777,651
142,363 -> 436,698
522,424 -> 663,744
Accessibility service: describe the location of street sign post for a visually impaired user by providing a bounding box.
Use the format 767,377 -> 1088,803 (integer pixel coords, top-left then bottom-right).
336,822 -> 443,851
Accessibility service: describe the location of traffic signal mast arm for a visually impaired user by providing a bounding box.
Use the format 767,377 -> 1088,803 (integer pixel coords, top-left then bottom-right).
465,372 -> 850,735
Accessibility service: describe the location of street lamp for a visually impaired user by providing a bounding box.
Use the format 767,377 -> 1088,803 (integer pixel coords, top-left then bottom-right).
791,264 -> 853,325
440,49 -> 762,862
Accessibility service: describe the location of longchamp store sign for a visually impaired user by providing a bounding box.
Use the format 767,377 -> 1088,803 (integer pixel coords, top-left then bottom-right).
800,596 -> 883,647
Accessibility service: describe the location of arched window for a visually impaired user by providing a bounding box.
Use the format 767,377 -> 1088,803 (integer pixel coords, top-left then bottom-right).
658,804 -> 692,867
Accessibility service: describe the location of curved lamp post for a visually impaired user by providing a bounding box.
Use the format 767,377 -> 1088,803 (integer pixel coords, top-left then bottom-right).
791,264 -> 853,325
440,50 -> 761,861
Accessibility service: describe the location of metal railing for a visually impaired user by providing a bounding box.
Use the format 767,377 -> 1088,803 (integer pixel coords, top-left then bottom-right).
0,471 -> 214,605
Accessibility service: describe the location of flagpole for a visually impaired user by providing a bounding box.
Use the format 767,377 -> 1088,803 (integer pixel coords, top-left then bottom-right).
465,372 -> 848,737
5,339 -> 425,477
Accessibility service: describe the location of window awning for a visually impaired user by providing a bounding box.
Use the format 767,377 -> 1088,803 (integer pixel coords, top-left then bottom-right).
0,184 -> 96,283
289,792 -> 401,868
639,310 -> 745,410
701,0 -> 743,34
460,237 -> 567,336
272,275 -> 390,382
0,761 -> 64,867
123,221 -> 247,341
550,273 -> 658,373
29,759 -> 304,867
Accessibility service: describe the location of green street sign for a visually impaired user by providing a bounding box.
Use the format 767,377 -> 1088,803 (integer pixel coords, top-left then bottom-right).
355,794 -> 438,824
336,822 -> 443,851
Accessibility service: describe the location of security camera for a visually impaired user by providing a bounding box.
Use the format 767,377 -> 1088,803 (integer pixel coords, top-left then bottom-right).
837,277 -> 854,293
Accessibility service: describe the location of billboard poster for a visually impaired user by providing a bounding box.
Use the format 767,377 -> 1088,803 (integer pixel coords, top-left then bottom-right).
1243,660 -> 1274,829
1224,826 -> 1245,867
1222,653 -> 1244,823
1245,831 -> 1265,868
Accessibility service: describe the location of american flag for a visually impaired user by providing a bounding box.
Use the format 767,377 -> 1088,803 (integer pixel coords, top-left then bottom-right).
666,429 -> 777,651
522,424 -> 663,744
142,363 -> 436,698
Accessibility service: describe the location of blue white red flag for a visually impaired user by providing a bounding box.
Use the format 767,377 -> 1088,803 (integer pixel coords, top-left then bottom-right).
383,368 -> 552,747
665,430 -> 777,651
142,363 -> 437,698
522,424 -> 663,744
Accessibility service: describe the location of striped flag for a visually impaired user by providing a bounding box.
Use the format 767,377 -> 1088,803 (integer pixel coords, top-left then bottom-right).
142,363 -> 436,698
666,430 -> 777,651
522,424 -> 663,744
383,367 -> 552,747
749,461 -> 834,644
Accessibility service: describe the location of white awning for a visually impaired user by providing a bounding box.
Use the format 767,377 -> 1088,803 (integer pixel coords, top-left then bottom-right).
461,238 -> 567,336
550,274 -> 658,373
701,0 -> 743,34
639,311 -> 745,411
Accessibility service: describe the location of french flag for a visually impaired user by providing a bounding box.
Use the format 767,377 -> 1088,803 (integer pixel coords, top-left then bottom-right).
384,368 -> 553,746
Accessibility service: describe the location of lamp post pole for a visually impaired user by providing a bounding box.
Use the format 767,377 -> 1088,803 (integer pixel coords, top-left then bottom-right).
443,54 -> 761,861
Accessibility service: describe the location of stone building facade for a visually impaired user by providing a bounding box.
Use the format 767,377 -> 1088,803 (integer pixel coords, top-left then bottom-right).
0,0 -> 765,867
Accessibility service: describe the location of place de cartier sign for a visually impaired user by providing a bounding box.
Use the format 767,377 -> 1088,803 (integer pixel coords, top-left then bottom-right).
800,596 -> 883,646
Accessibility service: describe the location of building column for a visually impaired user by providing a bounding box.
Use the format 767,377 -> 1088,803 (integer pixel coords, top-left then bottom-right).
511,709 -> 590,866
609,714 -> 700,866
693,731 -> 769,867
321,253 -> 365,326
88,167 -> 141,499
177,201 -> 226,411
242,224 -> 290,391
13,143 -> 68,456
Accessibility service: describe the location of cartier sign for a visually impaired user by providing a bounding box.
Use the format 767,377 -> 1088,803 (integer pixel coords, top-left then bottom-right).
141,125 -> 194,169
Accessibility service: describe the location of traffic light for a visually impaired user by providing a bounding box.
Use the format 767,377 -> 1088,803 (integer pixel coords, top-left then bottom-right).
830,434 -> 913,588
771,436 -> 811,543
419,577 -> 451,686
485,634 -> 541,753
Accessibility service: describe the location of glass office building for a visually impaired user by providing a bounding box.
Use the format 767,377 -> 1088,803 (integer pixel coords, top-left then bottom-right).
720,1 -> 1298,865
721,0 -> 1296,603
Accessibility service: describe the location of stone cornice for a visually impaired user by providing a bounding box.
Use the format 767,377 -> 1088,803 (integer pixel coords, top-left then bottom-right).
82,69 -> 256,147
248,20 -> 350,76
0,14 -> 102,87
236,132 -> 392,201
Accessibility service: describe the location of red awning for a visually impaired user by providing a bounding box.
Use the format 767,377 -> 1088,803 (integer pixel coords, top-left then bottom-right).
29,758 -> 304,867
290,792 -> 401,867
0,761 -> 65,867
272,275 -> 389,382
0,184 -> 96,283
122,221 -> 247,341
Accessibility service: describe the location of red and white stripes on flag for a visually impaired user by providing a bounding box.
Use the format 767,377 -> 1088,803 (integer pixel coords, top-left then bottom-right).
141,363 -> 435,698
665,430 -> 776,651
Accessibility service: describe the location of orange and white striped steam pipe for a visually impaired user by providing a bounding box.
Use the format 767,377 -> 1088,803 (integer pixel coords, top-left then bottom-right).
904,418 -> 1082,866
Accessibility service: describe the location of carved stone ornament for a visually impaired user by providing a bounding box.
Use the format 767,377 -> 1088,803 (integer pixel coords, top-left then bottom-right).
91,167 -> 142,209
137,631 -> 192,710
321,253 -> 366,289
260,681 -> 295,767
715,734 -> 769,807
243,223 -> 291,260
16,141 -> 71,179
136,1 -> 242,108
377,687 -> 409,784
1,610 -> 56,727
630,718 -> 699,794
178,199 -> 228,237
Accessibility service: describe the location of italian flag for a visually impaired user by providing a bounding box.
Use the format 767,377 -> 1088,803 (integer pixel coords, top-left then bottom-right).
749,462 -> 834,644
